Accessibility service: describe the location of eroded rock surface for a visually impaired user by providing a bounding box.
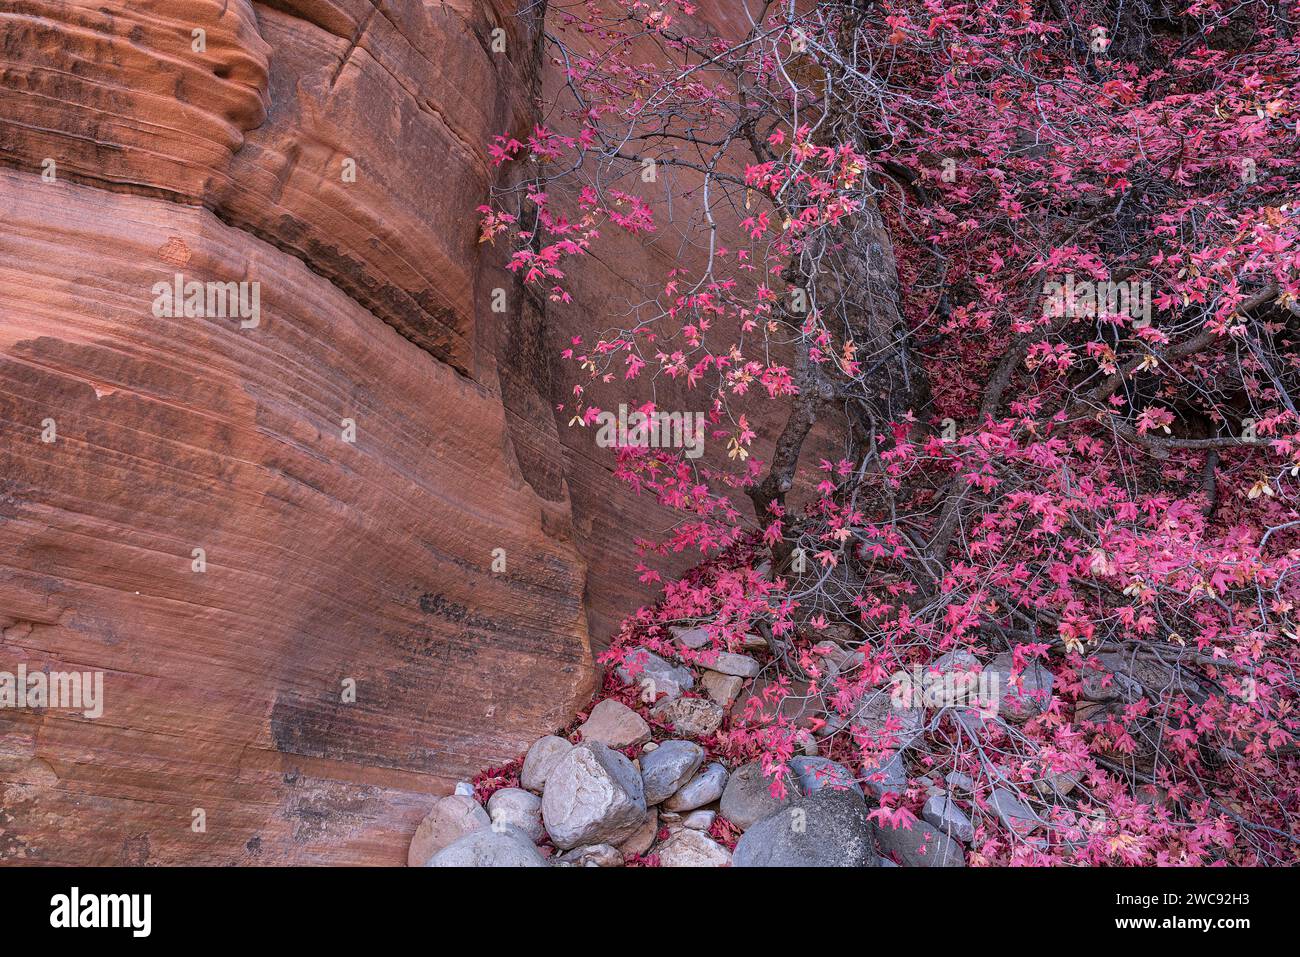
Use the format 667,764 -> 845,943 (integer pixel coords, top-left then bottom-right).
0,0 -> 602,866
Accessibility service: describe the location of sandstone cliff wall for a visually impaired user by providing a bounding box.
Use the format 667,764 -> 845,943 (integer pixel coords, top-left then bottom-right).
0,0 -> 605,865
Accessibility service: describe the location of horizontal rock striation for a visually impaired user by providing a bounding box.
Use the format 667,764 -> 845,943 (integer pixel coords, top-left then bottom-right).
0,0 -> 601,865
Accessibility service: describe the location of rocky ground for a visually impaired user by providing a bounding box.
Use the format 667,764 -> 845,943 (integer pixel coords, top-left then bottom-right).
409,629 -> 986,866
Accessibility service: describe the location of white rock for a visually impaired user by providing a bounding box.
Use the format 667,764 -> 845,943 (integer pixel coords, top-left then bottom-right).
542,743 -> 647,849
520,735 -> 573,793
487,788 -> 544,844
657,829 -> 732,866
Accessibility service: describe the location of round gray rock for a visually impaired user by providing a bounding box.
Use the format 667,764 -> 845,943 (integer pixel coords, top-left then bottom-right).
669,625 -> 713,650
733,789 -> 879,867
682,809 -> 716,830
427,825 -> 548,867
720,760 -> 796,830
876,818 -> 966,867
663,762 -> 728,812
789,756 -> 863,797
640,739 -> 705,805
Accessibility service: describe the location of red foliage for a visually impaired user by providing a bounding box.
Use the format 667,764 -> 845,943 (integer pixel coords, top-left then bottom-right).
482,0 -> 1300,864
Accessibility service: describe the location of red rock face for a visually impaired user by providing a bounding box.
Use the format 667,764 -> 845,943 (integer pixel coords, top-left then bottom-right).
0,0 -> 836,864
0,0 -> 602,864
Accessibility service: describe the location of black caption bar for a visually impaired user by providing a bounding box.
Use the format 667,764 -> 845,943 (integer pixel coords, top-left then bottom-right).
0,866 -> 1275,944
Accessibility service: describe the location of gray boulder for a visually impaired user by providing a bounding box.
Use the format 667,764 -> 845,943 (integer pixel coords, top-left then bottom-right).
875,819 -> 966,867
990,787 -> 1044,835
862,751 -> 908,802
789,756 -> 863,797
663,762 -> 728,812
542,743 -> 647,849
520,735 -> 574,793
945,770 -> 974,791
852,688 -> 925,749
733,789 -> 878,867
615,648 -> 695,700
921,792 -> 974,844
640,740 -> 705,805
427,825 -> 548,867
720,760 -> 797,830
985,653 -> 1054,723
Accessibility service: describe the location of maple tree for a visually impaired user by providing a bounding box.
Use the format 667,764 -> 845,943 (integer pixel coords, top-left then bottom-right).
484,0 -> 1300,864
